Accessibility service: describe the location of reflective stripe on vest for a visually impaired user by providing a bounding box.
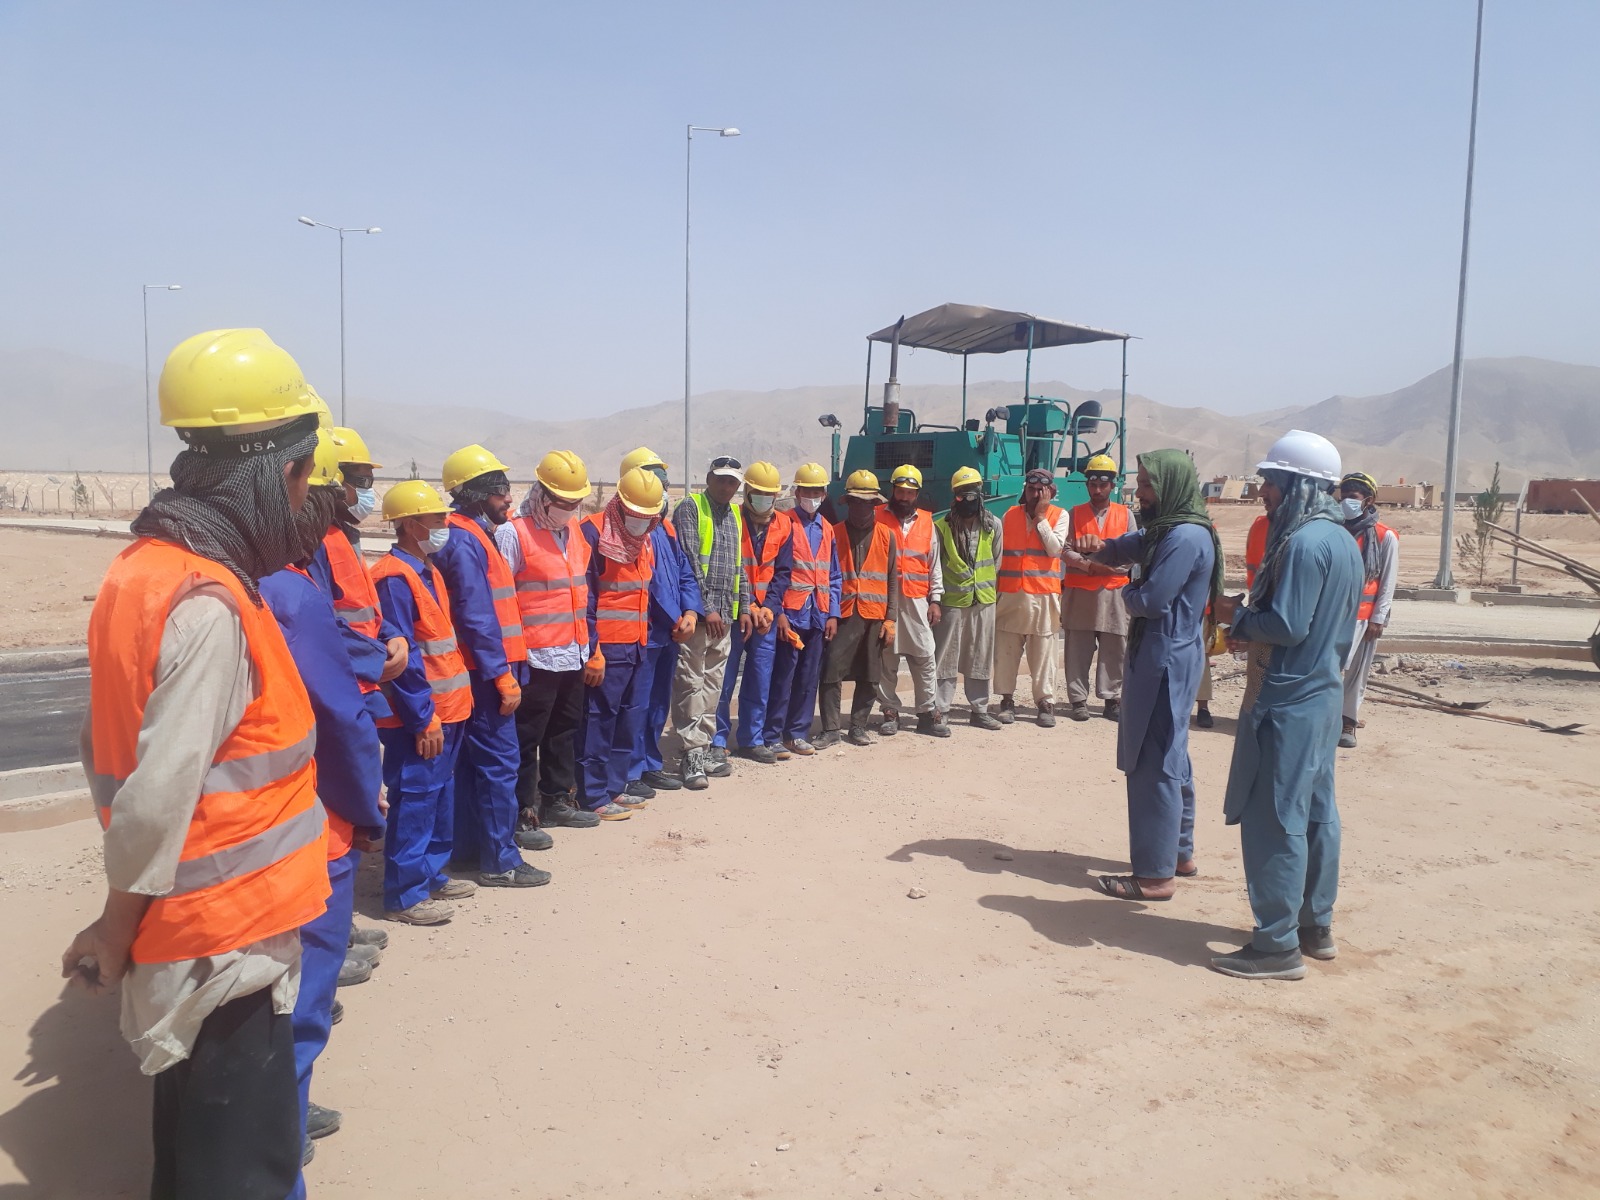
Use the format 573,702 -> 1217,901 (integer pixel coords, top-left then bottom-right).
583,513 -> 653,646
86,538 -> 330,964
998,505 -> 1064,595
690,491 -> 743,619
369,552 -> 473,726
1245,514 -> 1269,591
877,507 -> 934,600
935,517 -> 996,608
1063,502 -> 1131,591
741,508 -> 790,606
510,515 -> 590,651
783,514 -> 835,614
321,529 -> 384,695
447,513 -> 530,669
1355,523 -> 1394,621
835,521 -> 895,620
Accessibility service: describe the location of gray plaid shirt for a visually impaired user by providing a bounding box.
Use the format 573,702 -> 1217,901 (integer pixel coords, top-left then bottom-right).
672,495 -> 750,620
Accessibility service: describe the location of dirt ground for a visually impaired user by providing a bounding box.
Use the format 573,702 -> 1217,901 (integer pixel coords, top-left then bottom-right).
2,656 -> 1598,1198
0,528 -> 123,650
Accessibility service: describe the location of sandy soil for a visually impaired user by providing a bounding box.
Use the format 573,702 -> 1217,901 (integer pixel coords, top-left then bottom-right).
2,658 -> 1597,1198
0,528 -> 124,650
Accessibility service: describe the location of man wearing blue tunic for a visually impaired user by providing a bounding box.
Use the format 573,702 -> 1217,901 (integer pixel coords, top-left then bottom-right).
1211,430 -> 1362,980
1076,450 -> 1221,902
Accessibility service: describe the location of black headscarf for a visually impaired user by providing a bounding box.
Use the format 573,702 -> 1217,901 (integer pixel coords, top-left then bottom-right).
1343,503 -> 1382,581
296,484 -> 343,565
452,470 -> 511,509
131,413 -> 320,604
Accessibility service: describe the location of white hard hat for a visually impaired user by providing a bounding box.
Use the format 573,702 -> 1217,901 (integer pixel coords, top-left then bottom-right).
1256,429 -> 1342,483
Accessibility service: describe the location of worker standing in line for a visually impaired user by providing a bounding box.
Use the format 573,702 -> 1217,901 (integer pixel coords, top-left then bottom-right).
616,447 -> 702,802
575,468 -> 667,818
258,440 -> 386,1179
435,445 -> 553,885
1211,430 -> 1362,980
495,453 -> 602,834
816,470 -> 899,748
671,456 -> 753,789
64,328 -> 330,1198
1059,455 -> 1132,722
371,481 -> 477,925
768,463 -> 841,756
1336,471 -> 1398,749
1194,504 -> 1268,729
876,465 -> 949,738
1076,450 -> 1220,904
714,461 -> 790,762
931,467 -> 1004,730
993,468 -> 1072,727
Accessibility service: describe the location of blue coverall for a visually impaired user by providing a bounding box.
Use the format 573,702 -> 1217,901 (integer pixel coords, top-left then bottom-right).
714,516 -> 780,751
374,548 -> 466,911
432,512 -> 525,876
578,519 -> 657,808
766,509 -> 843,745
258,566 -> 383,1200
309,537 -> 405,725
630,523 -> 703,782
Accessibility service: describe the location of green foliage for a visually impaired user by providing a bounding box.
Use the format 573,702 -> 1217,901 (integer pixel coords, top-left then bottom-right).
1454,461 -> 1506,587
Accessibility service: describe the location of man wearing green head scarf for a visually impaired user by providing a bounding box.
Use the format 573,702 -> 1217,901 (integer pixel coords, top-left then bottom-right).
1074,449 -> 1221,902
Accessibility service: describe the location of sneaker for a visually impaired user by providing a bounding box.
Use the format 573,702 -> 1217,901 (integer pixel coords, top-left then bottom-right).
345,942 -> 382,966
515,825 -> 555,851
1209,944 -> 1307,980
879,713 -> 900,737
386,899 -> 454,925
336,955 -> 372,987
1037,700 -> 1057,728
680,749 -> 709,790
1299,925 -> 1338,961
813,730 -> 843,750
540,798 -> 601,829
707,756 -> 733,778
306,1102 -> 342,1140
480,862 -> 552,887
970,710 -> 1003,731
330,999 -> 344,1025
1195,706 -> 1215,729
624,778 -> 656,800
1103,699 -> 1121,722
431,878 -> 477,901
1069,701 -> 1090,722
707,745 -> 729,765
594,802 -> 633,821
1338,719 -> 1357,749
916,712 -> 952,738
845,725 -> 873,747
773,744 -> 792,761
642,769 -> 683,791
785,738 -> 817,756
739,744 -> 778,764
997,696 -> 1016,725
348,925 -> 388,950
614,791 -> 650,810
302,1136 -> 315,1167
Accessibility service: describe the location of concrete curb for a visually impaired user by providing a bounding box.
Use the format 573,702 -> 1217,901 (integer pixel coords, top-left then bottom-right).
1380,635 -> 1595,664
0,646 -> 88,675
0,764 -> 92,833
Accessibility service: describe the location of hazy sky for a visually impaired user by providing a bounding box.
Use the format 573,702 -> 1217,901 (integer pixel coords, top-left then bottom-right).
2,0 -> 1595,423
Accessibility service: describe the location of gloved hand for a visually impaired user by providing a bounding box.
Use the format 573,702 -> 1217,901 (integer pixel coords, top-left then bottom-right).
583,655 -> 605,687
416,716 -> 444,760
495,673 -> 522,715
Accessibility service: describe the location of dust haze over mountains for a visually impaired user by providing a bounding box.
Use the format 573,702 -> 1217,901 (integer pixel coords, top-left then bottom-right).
2,350 -> 1595,491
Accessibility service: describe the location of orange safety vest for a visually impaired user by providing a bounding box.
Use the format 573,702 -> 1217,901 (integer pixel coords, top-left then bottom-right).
836,520 -> 896,620
370,552 -> 473,727
321,529 -> 384,696
446,513 -> 529,671
877,507 -> 934,600
1354,523 -> 1395,621
999,505 -> 1065,595
509,515 -> 590,652
1062,502 -> 1130,591
784,513 -> 835,615
1244,513 -> 1269,590
284,563 -> 356,860
87,539 -> 329,964
742,508 -> 792,607
583,513 -> 653,646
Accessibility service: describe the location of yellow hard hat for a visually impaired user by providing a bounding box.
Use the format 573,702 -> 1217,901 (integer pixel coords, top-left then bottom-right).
744,461 -> 782,494
158,328 -> 321,429
442,444 -> 511,494
382,480 -> 451,521
1084,454 -> 1119,476
951,466 -> 983,490
620,446 -> 667,476
331,426 -> 381,468
793,462 -> 829,487
617,467 -> 665,517
845,469 -> 885,502
890,464 -> 923,490
535,450 -> 592,501
309,390 -> 333,429
309,428 -> 344,486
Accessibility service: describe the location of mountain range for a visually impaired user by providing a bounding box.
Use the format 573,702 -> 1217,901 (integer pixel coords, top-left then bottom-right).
1,350 -> 1595,491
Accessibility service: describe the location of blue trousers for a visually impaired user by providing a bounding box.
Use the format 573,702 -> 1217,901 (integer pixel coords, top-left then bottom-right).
768,622 -> 826,744
632,640 -> 678,780
1239,743 -> 1341,953
580,642 -> 647,808
380,722 -> 463,911
452,673 -> 522,875
714,620 -> 778,749
1126,676 -> 1195,879
288,848 -> 355,1200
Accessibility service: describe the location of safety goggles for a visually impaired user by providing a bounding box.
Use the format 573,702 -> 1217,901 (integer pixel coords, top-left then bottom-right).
341,469 -> 375,488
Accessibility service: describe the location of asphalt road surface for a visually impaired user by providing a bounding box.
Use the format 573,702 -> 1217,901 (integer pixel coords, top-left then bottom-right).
0,670 -> 88,772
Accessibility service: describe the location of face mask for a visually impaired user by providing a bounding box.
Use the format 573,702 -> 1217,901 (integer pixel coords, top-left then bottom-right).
952,497 -> 982,518
623,515 -> 653,537
1340,497 -> 1365,520
424,526 -> 450,555
748,493 -> 776,515
350,488 -> 377,521
798,496 -> 823,515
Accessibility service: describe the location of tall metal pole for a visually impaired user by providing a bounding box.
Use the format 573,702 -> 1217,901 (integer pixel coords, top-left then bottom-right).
684,126 -> 693,496
1434,0 -> 1487,590
338,228 -> 348,426
142,288 -> 153,503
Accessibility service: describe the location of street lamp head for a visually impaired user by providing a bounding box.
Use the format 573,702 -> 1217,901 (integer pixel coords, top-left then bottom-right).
167,285 -> 182,291
720,127 -> 740,137
365,227 -> 382,234
297,216 -> 317,227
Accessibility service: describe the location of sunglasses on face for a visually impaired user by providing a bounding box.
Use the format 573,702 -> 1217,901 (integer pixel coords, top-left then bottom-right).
342,471 -> 374,488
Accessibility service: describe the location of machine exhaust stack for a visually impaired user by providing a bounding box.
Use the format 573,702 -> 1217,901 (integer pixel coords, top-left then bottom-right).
882,316 -> 905,434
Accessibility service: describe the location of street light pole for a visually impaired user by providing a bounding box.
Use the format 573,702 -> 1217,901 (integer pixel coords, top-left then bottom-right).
1434,0 -> 1487,590
684,125 -> 739,494
142,283 -> 182,503
298,216 -> 382,425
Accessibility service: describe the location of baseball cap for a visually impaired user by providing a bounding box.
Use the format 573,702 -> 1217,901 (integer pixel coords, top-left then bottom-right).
708,455 -> 745,482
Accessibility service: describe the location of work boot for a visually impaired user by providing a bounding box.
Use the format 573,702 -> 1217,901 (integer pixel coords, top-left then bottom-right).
812,730 -> 843,750
916,712 -> 952,738
680,749 -> 709,791
707,755 -> 733,779
773,744 -> 793,761
480,862 -> 552,887
845,724 -> 873,747
302,1137 -> 315,1166
345,942 -> 382,967
1037,700 -> 1057,729
386,899 -> 454,925
1338,718 -> 1357,749
593,801 -> 633,821
739,744 -> 778,764
306,1102 -> 342,1140
540,797 -> 601,829
1299,925 -> 1338,961
1209,944 -> 1307,981
1195,706 -> 1215,729
432,878 -> 477,901
348,925 -> 388,951
1069,701 -> 1090,722
1103,699 -> 1121,722
624,778 -> 656,801
330,999 -> 344,1025
707,745 -> 729,766
996,696 -> 1016,725
970,709 -> 1003,731
515,825 -> 555,851
785,738 -> 818,756
336,955 -> 371,987
879,712 -> 900,736
614,791 -> 650,810
642,769 -> 683,791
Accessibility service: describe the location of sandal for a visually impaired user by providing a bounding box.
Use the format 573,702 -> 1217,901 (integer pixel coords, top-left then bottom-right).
1097,875 -> 1172,902
1175,862 -> 1198,878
